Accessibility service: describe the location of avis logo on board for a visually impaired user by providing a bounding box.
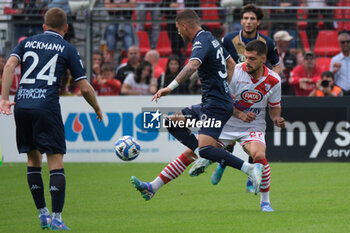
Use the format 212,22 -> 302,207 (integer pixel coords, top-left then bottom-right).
64,112 -> 158,142
241,90 -> 263,103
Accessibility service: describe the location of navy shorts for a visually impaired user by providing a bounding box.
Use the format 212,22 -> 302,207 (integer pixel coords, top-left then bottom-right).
14,108 -> 66,154
182,102 -> 233,139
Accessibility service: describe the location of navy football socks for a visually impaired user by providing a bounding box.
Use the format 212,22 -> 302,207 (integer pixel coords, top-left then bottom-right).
27,167 -> 46,209
199,145 -> 244,170
50,169 -> 66,213
165,118 -> 198,152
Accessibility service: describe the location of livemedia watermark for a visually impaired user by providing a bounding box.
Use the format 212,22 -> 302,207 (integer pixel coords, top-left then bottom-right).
141,107 -> 222,132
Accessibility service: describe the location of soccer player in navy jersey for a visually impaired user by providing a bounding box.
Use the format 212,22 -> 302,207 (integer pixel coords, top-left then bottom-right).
131,9 -> 263,200
0,8 -> 103,230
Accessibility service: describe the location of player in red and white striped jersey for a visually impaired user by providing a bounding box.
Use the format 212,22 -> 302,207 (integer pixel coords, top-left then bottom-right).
212,41 -> 285,212
193,41 -> 285,212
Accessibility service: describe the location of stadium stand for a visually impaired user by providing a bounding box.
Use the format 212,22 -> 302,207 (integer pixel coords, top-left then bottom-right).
136,31 -> 151,57
335,0 -> 350,31
156,31 -> 172,56
313,30 -> 341,56
299,30 -> 310,51
297,3 -> 308,30
2,2 -> 350,94
201,3 -> 221,30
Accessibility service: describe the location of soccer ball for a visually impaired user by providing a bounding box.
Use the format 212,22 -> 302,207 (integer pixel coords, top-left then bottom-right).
114,136 -> 141,161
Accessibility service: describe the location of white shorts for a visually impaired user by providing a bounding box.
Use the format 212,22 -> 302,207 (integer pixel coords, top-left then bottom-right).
217,125 -> 266,147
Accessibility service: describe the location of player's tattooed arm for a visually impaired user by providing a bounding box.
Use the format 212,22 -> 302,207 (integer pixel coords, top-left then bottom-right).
174,59 -> 200,84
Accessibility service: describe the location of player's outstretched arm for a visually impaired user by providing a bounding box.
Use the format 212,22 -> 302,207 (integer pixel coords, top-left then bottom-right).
77,79 -> 103,121
269,106 -> 285,128
0,56 -> 18,115
152,60 -> 200,102
152,87 -> 171,102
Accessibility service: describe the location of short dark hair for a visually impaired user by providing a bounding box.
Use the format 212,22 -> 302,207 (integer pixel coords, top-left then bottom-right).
322,71 -> 334,80
240,4 -> 264,21
44,7 -> 67,30
245,40 -> 267,56
175,9 -> 200,27
135,61 -> 152,84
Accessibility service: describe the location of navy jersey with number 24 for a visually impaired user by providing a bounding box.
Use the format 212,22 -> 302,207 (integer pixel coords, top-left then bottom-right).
11,30 -> 86,113
190,30 -> 232,106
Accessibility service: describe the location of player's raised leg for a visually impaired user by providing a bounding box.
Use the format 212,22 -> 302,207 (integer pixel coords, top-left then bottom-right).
27,150 -> 52,229
47,153 -> 70,230
131,150 -> 196,200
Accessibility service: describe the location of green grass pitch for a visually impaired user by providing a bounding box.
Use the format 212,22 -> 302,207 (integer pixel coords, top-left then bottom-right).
1,162 -> 350,233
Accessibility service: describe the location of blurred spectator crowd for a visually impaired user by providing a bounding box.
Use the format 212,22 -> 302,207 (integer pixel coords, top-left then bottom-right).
0,0 -> 350,97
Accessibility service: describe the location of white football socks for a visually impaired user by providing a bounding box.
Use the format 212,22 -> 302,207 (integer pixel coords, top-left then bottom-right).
150,176 -> 164,192
240,162 -> 250,174
260,191 -> 270,203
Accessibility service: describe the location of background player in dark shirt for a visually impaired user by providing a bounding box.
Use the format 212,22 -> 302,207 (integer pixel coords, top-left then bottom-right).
222,4 -> 280,74
0,8 -> 103,230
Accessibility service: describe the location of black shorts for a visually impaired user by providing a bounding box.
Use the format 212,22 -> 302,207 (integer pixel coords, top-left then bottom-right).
182,102 -> 233,139
14,108 -> 66,154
